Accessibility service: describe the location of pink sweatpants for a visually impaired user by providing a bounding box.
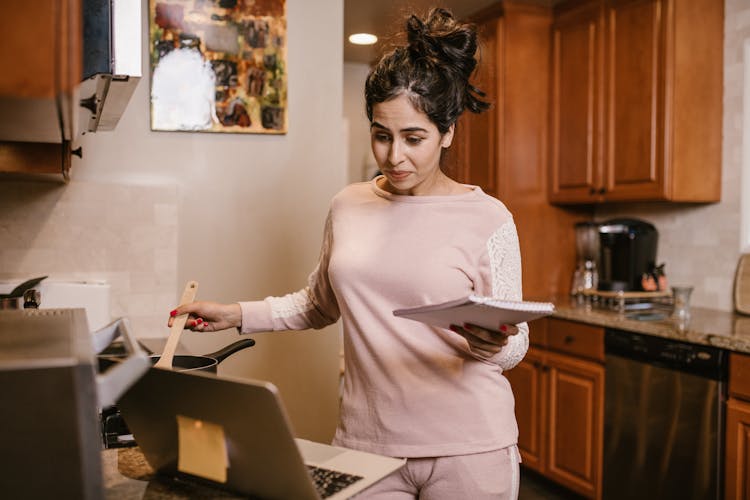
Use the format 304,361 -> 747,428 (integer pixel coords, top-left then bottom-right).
357,446 -> 521,500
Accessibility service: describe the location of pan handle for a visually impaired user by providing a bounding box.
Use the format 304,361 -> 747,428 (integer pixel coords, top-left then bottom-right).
206,338 -> 256,363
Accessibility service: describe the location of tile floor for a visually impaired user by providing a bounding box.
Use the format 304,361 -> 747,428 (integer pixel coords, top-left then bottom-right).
519,469 -> 583,499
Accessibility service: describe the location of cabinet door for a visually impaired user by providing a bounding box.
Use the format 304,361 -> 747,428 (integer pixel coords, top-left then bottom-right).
0,141 -> 72,180
504,347 -> 546,473
545,350 -> 604,499
725,398 -> 750,500
549,1 -> 602,203
0,0 -> 80,179
448,16 -> 499,196
0,0 -> 80,139
602,0 -> 666,200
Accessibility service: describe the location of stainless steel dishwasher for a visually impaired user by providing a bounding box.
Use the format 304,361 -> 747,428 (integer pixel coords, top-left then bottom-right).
603,329 -> 727,500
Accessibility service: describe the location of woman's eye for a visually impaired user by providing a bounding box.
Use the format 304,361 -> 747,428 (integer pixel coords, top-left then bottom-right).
373,133 -> 391,142
406,136 -> 424,145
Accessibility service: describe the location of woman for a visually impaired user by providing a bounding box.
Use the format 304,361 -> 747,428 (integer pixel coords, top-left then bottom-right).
170,8 -> 528,498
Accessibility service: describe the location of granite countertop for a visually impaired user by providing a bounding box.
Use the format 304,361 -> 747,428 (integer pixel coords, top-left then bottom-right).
551,296 -> 750,354
103,448 -> 244,499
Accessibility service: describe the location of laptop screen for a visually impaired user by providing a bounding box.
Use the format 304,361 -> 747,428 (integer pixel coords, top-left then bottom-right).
118,367 -> 321,499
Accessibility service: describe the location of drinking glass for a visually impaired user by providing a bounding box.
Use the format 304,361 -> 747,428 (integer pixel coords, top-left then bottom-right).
671,286 -> 693,323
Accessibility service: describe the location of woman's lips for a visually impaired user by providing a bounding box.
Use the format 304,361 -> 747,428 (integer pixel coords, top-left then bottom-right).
386,170 -> 411,181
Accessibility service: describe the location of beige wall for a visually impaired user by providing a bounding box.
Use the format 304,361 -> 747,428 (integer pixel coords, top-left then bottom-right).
0,0 -> 345,442
597,0 -> 746,312
343,62 -> 375,182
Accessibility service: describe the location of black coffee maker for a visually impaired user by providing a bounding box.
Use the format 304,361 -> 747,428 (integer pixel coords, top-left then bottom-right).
598,218 -> 658,292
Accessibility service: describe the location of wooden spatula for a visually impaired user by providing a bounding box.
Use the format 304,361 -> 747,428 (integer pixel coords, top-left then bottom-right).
155,280 -> 199,369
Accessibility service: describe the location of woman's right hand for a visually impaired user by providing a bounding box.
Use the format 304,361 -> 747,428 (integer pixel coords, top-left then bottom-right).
167,301 -> 242,332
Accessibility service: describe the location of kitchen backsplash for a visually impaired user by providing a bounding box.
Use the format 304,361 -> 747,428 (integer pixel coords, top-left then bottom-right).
596,202 -> 740,312
0,179 -> 178,335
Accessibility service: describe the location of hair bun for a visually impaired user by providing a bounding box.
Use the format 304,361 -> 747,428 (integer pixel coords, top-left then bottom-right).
364,7 -> 490,134
405,8 -> 478,81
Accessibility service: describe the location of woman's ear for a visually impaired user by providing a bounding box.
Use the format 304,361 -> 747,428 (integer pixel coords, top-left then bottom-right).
440,124 -> 455,148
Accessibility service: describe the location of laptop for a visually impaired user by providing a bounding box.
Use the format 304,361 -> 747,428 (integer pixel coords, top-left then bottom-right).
117,367 -> 405,499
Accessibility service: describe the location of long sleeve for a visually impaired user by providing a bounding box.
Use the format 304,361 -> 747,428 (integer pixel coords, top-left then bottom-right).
238,211 -> 340,333
485,220 -> 529,370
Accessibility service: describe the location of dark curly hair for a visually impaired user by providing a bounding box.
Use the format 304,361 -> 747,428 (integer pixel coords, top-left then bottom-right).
364,7 -> 490,134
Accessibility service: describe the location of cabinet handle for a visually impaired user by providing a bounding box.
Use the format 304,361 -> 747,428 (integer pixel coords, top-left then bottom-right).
542,365 -> 550,373
564,335 -> 574,344
598,187 -> 606,195
589,187 -> 596,195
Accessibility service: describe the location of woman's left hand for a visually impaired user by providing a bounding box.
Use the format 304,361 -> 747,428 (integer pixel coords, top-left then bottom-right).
449,323 -> 520,358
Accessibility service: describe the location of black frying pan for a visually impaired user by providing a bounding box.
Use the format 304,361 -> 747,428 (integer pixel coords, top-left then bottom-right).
99,338 -> 256,373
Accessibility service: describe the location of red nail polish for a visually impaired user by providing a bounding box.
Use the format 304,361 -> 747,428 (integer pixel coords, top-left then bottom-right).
500,325 -> 507,332
170,309 -> 177,317
197,318 -> 203,324
189,320 -> 196,327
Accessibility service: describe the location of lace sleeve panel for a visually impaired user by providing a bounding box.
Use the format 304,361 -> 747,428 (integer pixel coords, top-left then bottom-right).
488,220 -> 529,371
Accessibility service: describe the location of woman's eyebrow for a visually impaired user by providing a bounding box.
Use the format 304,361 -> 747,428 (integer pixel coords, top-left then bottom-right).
370,122 -> 428,133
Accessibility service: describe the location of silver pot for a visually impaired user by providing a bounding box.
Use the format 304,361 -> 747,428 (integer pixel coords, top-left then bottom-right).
0,276 -> 46,309
0,296 -> 21,309
0,290 -> 40,309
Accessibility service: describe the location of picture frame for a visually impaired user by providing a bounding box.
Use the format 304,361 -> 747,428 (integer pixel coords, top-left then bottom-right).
148,0 -> 287,134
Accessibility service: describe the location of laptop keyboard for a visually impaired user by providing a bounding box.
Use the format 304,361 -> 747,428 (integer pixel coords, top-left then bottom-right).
307,465 -> 363,498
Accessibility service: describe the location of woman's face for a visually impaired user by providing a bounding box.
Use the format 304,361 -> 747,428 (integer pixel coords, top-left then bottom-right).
370,94 -> 454,195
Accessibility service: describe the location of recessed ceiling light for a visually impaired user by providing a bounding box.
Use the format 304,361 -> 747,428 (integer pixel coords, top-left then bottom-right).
349,33 -> 378,45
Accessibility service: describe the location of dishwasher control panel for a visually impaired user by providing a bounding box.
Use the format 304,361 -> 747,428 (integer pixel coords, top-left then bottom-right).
605,329 -> 727,381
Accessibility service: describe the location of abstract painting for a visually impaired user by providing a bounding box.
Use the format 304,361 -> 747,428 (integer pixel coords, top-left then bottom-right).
149,0 -> 287,134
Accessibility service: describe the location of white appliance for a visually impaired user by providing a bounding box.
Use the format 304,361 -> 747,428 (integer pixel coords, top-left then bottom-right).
0,279 -> 111,331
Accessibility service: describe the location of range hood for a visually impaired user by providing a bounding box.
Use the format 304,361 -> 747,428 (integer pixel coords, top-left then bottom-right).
79,0 -> 142,134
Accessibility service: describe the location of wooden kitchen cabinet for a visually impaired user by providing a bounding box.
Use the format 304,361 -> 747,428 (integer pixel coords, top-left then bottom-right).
447,1 -> 589,299
505,317 -> 604,499
446,3 -> 509,197
544,349 -> 603,498
725,398 -> 750,500
726,352 -> 750,500
507,346 -> 547,473
0,142 -> 74,179
549,0 -> 723,204
0,0 -> 82,180
548,0 -> 602,202
448,10 -> 499,196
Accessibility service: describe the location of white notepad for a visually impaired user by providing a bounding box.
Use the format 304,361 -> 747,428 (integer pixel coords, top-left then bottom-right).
393,295 -> 555,331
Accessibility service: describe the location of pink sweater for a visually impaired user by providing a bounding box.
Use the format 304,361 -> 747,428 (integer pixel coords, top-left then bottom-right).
239,178 -> 529,457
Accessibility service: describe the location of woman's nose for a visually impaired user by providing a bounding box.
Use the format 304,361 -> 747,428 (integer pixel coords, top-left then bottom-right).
388,141 -> 403,165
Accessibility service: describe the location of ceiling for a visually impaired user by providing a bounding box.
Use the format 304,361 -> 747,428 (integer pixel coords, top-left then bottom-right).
343,0 -> 503,64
